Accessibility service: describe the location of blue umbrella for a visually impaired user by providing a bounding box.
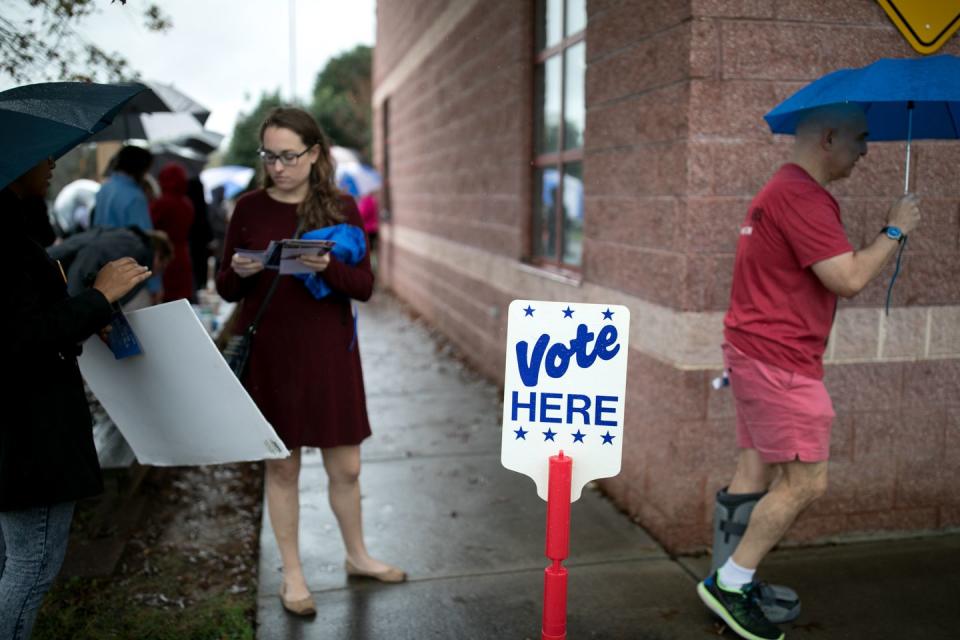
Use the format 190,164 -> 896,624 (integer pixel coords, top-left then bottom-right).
335,161 -> 382,198
765,54 -> 960,192
764,55 -> 960,313
0,81 -> 148,190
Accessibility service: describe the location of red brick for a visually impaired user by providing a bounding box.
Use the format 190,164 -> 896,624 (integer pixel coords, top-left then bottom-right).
628,351 -> 709,421
784,513 -> 847,543
903,361 -> 960,408
682,196 -> 750,253
584,196 -> 680,252
829,413 -> 854,462
693,0 -> 775,19
940,505 -> 960,528
588,0 -> 691,60
585,83 -> 689,150
689,17 -> 721,79
684,253 -> 734,313
824,362 -> 904,413
720,21 -> 828,80
581,238 -> 686,307
705,381 -> 736,421
688,80 -> 781,140
774,0 -> 888,24
851,455 -> 897,511
851,410 -> 900,465
687,140 -> 792,198
587,24 -> 690,106
911,143 -> 960,199
896,461 -> 948,509
845,508 -> 939,534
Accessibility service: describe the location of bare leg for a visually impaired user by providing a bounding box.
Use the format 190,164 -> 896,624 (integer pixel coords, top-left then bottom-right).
265,448 -> 311,600
321,445 -> 393,573
732,459 -> 828,569
728,448 -> 776,494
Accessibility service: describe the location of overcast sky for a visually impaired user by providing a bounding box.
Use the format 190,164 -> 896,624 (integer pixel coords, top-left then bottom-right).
10,0 -> 376,141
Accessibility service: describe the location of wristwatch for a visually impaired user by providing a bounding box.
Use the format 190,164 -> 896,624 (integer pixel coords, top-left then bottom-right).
881,225 -> 905,242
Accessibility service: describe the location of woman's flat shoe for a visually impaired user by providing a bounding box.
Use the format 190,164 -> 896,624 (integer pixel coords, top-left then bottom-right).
345,558 -> 407,583
280,583 -> 317,616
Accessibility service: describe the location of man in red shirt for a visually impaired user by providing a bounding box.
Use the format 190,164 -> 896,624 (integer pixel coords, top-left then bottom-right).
697,103 -> 920,640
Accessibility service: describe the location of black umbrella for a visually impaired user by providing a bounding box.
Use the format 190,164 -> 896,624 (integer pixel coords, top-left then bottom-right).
89,80 -> 211,142
0,81 -> 147,190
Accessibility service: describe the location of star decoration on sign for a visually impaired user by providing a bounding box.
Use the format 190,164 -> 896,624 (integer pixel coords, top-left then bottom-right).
572,429 -> 586,443
523,305 -> 535,317
562,306 -> 574,318
514,426 -> 528,440
601,431 -> 615,445
543,428 -> 557,442
602,308 -> 614,320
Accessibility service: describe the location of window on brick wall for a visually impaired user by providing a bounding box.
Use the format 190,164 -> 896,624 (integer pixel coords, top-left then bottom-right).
533,0 -> 585,268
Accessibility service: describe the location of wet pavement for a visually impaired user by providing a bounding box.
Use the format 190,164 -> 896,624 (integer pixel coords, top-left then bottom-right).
256,292 -> 960,639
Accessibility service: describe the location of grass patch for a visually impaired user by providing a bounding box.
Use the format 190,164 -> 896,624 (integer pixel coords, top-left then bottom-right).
33,463 -> 263,640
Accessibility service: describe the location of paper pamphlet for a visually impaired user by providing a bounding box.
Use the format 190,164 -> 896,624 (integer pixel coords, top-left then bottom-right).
235,238 -> 335,274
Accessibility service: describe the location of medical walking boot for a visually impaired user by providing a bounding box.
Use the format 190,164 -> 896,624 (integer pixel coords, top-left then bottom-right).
711,487 -> 801,624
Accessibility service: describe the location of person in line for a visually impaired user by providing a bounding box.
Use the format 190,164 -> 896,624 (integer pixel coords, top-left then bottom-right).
216,107 -> 404,618
47,225 -> 173,310
149,162 -> 195,302
1,156 -> 152,640
185,175 -> 213,298
357,190 -> 380,270
697,103 -> 921,640
91,145 -> 154,230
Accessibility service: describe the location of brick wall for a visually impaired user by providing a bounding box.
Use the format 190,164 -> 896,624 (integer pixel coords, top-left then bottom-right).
374,0 -> 960,553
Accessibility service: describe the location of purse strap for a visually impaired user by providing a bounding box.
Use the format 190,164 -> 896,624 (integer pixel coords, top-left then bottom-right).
244,217 -> 306,336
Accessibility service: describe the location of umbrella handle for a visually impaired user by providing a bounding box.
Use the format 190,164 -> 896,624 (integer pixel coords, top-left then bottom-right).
903,101 -> 914,194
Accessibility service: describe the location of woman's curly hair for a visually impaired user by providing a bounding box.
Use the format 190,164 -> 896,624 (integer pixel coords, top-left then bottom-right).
258,107 -> 344,229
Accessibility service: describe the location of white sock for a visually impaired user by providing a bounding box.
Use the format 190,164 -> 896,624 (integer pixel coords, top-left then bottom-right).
717,558 -> 755,591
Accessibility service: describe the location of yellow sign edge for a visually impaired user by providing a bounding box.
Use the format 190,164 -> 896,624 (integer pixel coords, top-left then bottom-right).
876,0 -> 960,54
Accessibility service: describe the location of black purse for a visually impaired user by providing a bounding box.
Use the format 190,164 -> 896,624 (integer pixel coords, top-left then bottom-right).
224,220 -> 304,379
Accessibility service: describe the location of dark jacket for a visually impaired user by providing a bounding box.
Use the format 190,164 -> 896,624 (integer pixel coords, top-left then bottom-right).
1,188 -> 113,511
47,226 -> 154,306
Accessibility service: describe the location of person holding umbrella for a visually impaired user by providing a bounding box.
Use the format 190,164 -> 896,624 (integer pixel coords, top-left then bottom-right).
0,81 -> 152,640
697,102 -> 920,640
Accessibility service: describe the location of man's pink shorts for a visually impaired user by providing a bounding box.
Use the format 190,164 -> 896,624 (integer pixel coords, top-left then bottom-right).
722,343 -> 835,463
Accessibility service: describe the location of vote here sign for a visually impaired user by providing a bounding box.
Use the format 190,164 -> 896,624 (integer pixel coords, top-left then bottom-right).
501,300 -> 631,502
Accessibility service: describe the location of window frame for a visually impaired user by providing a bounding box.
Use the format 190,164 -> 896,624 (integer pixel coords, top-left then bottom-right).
531,1 -> 586,271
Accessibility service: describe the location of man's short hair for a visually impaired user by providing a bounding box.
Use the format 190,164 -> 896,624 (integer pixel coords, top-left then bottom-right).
112,146 -> 154,179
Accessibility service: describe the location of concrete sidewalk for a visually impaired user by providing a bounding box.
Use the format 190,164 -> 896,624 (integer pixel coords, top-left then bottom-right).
256,292 -> 960,639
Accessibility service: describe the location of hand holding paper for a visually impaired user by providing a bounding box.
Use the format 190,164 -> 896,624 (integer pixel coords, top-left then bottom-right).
233,239 -> 335,276
231,253 -> 266,278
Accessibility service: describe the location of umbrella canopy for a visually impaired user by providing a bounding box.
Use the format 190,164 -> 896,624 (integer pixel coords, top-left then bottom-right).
89,80 -> 211,142
52,178 -> 100,234
173,129 -> 224,154
335,161 -> 382,198
200,165 -> 256,202
764,54 -> 960,140
0,81 -> 147,190
331,146 -> 362,165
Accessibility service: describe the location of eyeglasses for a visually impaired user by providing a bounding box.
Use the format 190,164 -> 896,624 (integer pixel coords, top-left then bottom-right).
257,146 -> 313,166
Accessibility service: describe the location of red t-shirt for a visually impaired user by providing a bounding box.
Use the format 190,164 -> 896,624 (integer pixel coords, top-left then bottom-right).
724,164 -> 854,379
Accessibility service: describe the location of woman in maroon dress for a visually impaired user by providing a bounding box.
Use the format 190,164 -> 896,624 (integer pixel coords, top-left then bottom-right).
216,108 -> 404,616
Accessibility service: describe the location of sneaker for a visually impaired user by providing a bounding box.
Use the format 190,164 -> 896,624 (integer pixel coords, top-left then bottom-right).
697,572 -> 785,640
753,581 -> 801,624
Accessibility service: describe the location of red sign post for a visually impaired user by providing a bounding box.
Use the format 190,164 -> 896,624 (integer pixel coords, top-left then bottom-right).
542,451 -> 573,640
